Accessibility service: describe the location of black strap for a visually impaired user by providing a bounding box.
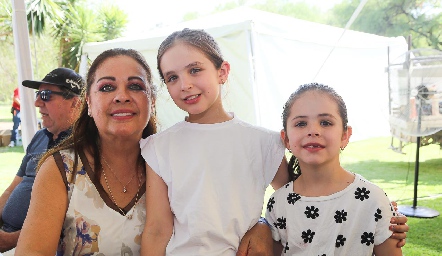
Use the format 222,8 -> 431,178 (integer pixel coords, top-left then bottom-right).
53,151 -> 69,190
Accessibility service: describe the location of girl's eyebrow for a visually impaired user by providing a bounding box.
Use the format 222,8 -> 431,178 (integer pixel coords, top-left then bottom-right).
291,113 -> 337,120
185,61 -> 203,68
319,113 -> 337,119
164,61 -> 203,78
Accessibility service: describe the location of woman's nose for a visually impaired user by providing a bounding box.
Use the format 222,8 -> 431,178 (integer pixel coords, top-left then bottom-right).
114,88 -> 131,103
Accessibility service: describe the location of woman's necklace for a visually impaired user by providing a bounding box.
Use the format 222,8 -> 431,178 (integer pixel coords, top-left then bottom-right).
102,163 -> 142,220
102,156 -> 135,193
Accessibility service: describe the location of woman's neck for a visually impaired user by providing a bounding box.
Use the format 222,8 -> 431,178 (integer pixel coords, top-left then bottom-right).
99,138 -> 141,164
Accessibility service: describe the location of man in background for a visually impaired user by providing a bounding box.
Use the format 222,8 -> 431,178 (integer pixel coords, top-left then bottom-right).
0,68 -> 84,253
8,87 -> 21,147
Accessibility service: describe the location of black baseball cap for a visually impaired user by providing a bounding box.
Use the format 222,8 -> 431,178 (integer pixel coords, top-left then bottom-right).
22,67 -> 85,95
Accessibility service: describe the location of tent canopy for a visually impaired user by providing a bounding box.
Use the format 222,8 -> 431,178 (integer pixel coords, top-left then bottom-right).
81,7 -> 408,141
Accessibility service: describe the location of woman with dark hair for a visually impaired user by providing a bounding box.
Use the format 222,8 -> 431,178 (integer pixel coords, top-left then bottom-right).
15,48 -> 157,255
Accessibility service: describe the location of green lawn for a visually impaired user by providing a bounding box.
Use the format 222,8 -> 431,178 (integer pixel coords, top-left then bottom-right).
1,136 -> 441,255
0,145 -> 24,193
0,104 -> 11,122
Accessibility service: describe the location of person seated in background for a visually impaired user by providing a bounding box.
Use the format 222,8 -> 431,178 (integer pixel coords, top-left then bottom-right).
0,68 -> 84,253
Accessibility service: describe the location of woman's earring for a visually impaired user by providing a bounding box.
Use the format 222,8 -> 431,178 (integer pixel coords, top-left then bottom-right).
87,107 -> 92,117
340,146 -> 345,151
220,79 -> 225,84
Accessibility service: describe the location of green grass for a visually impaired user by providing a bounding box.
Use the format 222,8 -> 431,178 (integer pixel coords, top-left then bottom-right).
0,145 -> 24,193
0,104 -> 12,122
399,197 -> 442,256
1,136 -> 441,255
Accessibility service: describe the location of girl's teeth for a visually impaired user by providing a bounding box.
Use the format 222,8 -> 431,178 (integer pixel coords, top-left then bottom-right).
187,95 -> 198,100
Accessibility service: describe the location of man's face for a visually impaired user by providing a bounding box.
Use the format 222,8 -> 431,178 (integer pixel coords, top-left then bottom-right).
34,84 -> 76,137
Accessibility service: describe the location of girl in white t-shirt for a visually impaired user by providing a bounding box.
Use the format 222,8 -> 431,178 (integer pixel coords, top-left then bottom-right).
266,83 -> 402,255
140,28 -> 288,255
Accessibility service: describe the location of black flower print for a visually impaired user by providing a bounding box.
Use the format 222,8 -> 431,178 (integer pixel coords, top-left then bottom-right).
374,208 -> 382,222
274,216 -> 287,229
304,206 -> 319,219
335,234 -> 346,248
334,210 -> 347,223
301,229 -> 315,243
283,242 -> 290,253
361,232 -> 375,246
267,197 -> 275,212
287,193 -> 301,205
354,187 -> 371,201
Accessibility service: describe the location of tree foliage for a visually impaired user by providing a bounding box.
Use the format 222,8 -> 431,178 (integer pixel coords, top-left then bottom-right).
54,3 -> 104,69
201,0 -> 441,50
99,5 -> 128,41
0,0 -> 13,39
329,0 -> 442,50
0,0 -> 128,103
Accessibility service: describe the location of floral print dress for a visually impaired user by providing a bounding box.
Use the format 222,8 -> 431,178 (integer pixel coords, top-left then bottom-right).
53,149 -> 146,256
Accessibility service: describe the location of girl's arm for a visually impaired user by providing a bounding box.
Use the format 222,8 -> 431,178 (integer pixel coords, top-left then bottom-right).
15,156 -> 68,255
270,156 -> 289,190
373,237 -> 403,256
141,164 -> 173,255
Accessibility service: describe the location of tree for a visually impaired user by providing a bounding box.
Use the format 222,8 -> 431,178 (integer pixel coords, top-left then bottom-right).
99,5 -> 128,41
0,0 -> 13,39
53,3 -> 104,70
329,0 -> 442,50
0,0 -> 128,103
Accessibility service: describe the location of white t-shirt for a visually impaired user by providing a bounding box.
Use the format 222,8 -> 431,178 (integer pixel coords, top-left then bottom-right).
266,174 -> 395,256
140,116 -> 285,255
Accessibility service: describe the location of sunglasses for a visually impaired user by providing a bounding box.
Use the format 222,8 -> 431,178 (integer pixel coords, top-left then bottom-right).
35,90 -> 69,102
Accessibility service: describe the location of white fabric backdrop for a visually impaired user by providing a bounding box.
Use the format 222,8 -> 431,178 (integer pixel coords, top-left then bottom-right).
81,7 -> 408,141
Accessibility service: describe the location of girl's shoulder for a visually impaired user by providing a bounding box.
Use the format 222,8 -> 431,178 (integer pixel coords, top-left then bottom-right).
271,181 -> 294,198
353,173 -> 392,198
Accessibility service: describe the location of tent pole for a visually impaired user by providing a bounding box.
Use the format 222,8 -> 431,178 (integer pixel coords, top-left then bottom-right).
11,0 -> 38,148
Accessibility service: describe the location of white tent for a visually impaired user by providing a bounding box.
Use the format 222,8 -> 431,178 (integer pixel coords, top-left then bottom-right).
81,7 -> 408,141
